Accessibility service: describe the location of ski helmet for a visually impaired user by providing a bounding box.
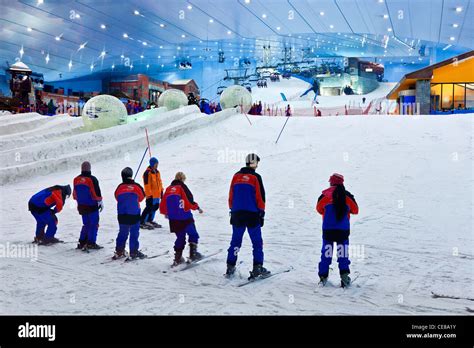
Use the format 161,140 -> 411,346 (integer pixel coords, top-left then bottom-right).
149,157 -> 159,167
121,167 -> 133,180
245,153 -> 260,166
62,185 -> 72,198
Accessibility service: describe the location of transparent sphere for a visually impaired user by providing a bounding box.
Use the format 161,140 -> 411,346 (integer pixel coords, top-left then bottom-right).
82,95 -> 127,130
157,89 -> 188,111
220,85 -> 252,113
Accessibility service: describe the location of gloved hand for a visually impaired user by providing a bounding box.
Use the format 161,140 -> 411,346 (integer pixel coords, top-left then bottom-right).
259,210 -> 265,227
198,207 -> 203,214
146,197 -> 154,208
98,200 -> 104,212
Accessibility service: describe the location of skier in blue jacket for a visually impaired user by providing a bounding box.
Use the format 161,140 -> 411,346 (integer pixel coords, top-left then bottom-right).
225,154 -> 269,279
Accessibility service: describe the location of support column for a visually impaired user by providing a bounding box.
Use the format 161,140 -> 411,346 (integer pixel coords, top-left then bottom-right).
416,79 -> 431,115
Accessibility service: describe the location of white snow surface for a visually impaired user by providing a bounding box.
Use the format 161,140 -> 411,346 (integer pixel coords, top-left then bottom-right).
0,95 -> 473,315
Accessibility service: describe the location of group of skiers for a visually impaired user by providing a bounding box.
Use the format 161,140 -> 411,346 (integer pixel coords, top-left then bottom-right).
28,154 -> 359,285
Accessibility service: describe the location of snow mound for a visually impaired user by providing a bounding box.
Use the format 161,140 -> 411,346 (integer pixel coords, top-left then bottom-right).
0,106 -> 238,184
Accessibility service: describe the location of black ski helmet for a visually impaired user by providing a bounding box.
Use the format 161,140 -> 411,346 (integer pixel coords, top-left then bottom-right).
62,185 -> 71,198
121,167 -> 133,180
245,153 -> 260,166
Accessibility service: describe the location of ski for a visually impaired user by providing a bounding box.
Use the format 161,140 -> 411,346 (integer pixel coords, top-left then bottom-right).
175,249 -> 223,271
124,250 -> 170,263
237,266 -> 293,287
431,292 -> 474,301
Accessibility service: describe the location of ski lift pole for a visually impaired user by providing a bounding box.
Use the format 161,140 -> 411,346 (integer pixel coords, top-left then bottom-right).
275,115 -> 291,144
241,98 -> 252,125
134,128 -> 151,180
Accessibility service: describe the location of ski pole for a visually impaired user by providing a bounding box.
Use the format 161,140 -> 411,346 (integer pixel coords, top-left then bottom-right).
145,128 -> 152,157
241,98 -> 252,125
275,116 -> 290,144
134,146 -> 148,181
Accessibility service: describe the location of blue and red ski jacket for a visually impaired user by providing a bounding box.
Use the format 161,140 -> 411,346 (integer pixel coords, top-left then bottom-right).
228,167 -> 265,213
73,171 -> 102,214
316,186 -> 358,241
114,179 -> 145,225
28,186 -> 66,214
160,180 -> 199,221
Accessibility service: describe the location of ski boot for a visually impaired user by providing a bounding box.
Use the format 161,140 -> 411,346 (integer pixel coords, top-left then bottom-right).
340,273 -> 351,288
172,249 -> 185,267
318,276 -> 328,287
130,250 -> 147,260
33,236 -> 44,244
149,221 -> 162,228
77,239 -> 87,250
140,222 -> 154,230
40,237 -> 62,245
86,243 -> 103,250
188,242 -> 203,262
225,263 -> 236,278
248,264 -> 271,280
112,249 -> 127,260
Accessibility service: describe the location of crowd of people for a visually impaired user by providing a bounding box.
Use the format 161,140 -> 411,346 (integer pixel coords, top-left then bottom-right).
199,99 -> 222,115
27,153 -> 358,286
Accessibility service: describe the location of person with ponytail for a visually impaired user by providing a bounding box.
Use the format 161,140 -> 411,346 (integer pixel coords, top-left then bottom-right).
316,173 -> 358,287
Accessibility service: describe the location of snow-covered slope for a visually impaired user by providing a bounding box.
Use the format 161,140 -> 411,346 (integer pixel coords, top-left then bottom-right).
0,110 -> 472,315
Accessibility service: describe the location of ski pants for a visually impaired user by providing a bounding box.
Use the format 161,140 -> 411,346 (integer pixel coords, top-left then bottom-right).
226,224 -> 263,266
31,210 -> 57,239
141,198 -> 160,223
79,210 -> 99,244
116,223 -> 140,253
318,239 -> 351,277
174,223 -> 199,251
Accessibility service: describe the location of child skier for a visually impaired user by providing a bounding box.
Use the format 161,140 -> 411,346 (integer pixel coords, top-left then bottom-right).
140,157 -> 163,230
73,161 -> 104,250
28,184 -> 72,245
114,167 -> 147,260
160,172 -> 203,266
226,154 -> 269,279
316,173 -> 359,287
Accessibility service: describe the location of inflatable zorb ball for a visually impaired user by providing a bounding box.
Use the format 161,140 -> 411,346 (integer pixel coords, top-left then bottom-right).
220,85 -> 252,113
82,95 -> 127,130
157,89 -> 188,111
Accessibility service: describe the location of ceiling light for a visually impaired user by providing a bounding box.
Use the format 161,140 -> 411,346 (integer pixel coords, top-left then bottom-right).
181,34 -> 186,38
100,24 -> 106,29
45,53 -> 50,64
387,27 -> 392,32
55,36 -> 60,41
378,0 -> 384,3
452,23 -> 459,28
123,33 -> 128,38
140,54 -> 144,58
455,7 -> 462,12
177,46 -> 181,50
159,45 -> 163,49
209,19 -> 214,23
276,26 -> 281,31
450,36 -> 455,41
142,41 -> 147,46
227,30 -> 232,35
27,27 -> 32,32
262,14 -> 267,19
161,64 -> 164,67
329,24 -> 334,29
68,60 -> 72,69
160,23 -> 165,28
100,50 -> 106,57
134,10 -> 140,15
111,64 -> 115,69
245,0 -> 250,3
158,55 -> 161,58
37,0 -> 43,4
383,14 -> 389,19
146,64 -> 150,68
187,5 -> 192,10
75,13 -> 80,19
320,11 -> 324,16
19,46 -> 24,57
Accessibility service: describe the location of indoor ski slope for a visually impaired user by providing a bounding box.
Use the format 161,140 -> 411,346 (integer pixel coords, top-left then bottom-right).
0,102 -> 472,315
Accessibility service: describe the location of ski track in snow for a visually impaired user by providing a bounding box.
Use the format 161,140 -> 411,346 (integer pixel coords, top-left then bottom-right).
0,88 -> 473,315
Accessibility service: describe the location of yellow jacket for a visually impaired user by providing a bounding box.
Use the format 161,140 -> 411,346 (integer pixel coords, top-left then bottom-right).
143,166 -> 163,198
